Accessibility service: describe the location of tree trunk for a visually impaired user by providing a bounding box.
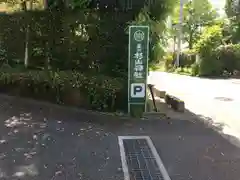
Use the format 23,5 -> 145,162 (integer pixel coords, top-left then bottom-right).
189,30 -> 193,49
24,25 -> 29,68
43,0 -> 48,9
29,0 -> 33,9
173,36 -> 176,54
45,42 -> 51,70
21,1 -> 29,68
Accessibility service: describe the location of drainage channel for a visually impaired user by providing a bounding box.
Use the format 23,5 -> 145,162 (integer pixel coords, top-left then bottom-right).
118,136 -> 171,180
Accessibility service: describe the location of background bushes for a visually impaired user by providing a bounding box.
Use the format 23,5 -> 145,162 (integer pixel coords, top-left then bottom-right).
196,43 -> 240,77
0,0 -> 178,112
164,24 -> 240,78
194,25 -> 223,76
0,10 -> 132,77
0,69 -> 125,112
214,44 -> 240,75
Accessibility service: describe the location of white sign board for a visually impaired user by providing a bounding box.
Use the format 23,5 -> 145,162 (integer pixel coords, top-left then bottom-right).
130,83 -> 145,98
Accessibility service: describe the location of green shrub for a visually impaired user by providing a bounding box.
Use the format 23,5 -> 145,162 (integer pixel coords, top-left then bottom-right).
194,25 -> 223,76
174,67 -> 183,73
214,43 -> 240,75
174,67 -> 193,75
179,50 -> 197,67
0,69 -> 126,112
164,54 -> 174,70
191,63 -> 200,76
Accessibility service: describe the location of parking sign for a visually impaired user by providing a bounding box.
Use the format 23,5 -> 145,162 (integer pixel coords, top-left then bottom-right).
130,83 -> 145,98
128,26 -> 149,114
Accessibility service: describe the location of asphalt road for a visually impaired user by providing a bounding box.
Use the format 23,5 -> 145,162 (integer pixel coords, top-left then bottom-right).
0,94 -> 240,180
148,72 -> 240,141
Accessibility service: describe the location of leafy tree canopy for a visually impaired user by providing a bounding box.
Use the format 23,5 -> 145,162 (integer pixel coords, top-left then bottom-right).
225,0 -> 240,18
172,0 -> 218,49
225,0 -> 240,43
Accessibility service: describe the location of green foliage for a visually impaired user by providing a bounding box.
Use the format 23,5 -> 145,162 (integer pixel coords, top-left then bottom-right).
172,0 -> 218,49
226,21 -> 240,43
132,0 -> 177,65
163,54 -> 174,70
194,25 -> 223,54
163,50 -> 197,73
225,0 -> 240,43
190,63 -> 199,76
179,49 -> 196,67
0,69 -> 126,111
47,0 -> 91,10
173,67 -> 192,75
225,0 -> 240,17
193,25 -> 223,76
0,10 -> 131,77
0,0 -> 177,112
213,43 -> 240,74
71,0 -> 91,9
171,38 -> 240,77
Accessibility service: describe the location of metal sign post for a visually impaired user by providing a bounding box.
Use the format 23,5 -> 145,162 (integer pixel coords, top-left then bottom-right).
128,25 -> 149,117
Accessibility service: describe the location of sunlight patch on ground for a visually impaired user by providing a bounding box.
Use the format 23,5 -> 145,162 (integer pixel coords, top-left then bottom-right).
221,125 -> 240,148
13,164 -> 38,178
4,113 -> 32,128
0,168 -> 7,178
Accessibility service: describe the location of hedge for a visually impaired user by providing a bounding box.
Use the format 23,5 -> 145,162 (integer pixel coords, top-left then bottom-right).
214,43 -> 240,75
0,69 -> 127,112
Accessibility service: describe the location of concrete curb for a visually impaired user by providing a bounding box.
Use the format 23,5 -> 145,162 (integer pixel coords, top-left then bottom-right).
152,87 -> 185,112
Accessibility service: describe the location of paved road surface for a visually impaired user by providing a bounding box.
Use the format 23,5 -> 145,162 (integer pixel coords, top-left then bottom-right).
0,95 -> 239,180
148,72 -> 240,141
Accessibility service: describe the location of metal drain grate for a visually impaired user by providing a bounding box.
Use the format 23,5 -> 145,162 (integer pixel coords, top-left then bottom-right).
119,136 -> 171,180
214,97 -> 233,102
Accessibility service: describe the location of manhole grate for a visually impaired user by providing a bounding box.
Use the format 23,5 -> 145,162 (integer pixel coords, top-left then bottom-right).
119,137 -> 170,180
214,97 -> 233,101
232,81 -> 240,84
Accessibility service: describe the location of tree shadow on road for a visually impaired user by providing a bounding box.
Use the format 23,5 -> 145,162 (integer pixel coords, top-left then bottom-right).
167,106 -> 240,149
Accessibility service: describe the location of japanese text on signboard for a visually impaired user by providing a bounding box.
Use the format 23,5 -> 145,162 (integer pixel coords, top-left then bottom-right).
133,29 -> 145,79
133,44 -> 144,79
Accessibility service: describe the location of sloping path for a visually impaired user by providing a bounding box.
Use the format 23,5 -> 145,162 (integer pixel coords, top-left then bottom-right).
0,94 -> 239,180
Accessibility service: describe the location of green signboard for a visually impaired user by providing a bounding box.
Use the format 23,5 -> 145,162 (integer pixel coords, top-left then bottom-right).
128,26 -> 149,116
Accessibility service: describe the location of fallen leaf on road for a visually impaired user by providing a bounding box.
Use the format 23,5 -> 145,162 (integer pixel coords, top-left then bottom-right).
33,135 -> 37,140
13,129 -> 19,133
14,172 -> 25,177
117,167 -> 122,172
203,155 -> 215,162
0,140 -> 6,144
55,171 -> 62,175
178,136 -> 184,140
42,134 -> 50,140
